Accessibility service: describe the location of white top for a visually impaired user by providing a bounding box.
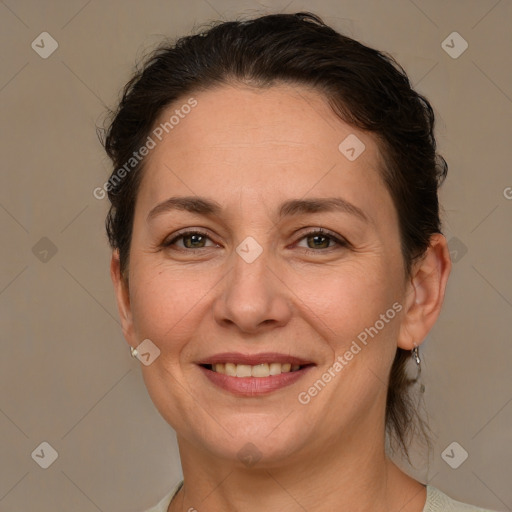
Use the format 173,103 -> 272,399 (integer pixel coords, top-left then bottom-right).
142,482 -> 497,511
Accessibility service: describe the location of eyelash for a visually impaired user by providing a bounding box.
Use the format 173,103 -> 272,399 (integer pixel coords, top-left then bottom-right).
162,228 -> 349,255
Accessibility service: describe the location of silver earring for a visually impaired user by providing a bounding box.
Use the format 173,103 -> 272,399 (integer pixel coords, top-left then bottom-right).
411,346 -> 424,392
412,346 -> 421,367
130,346 -> 138,358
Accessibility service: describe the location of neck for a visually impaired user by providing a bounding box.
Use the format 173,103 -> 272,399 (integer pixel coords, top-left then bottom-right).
169,423 -> 426,512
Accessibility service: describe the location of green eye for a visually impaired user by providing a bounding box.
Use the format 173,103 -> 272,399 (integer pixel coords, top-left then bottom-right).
162,228 -> 349,254
296,229 -> 348,253
164,230 -> 216,250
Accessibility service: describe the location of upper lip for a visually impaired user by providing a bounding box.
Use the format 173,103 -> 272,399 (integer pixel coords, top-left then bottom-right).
197,352 -> 315,366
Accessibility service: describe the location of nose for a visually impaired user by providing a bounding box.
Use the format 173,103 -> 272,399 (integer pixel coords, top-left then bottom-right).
212,246 -> 293,334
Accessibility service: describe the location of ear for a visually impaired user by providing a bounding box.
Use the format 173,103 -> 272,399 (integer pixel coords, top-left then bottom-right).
110,250 -> 136,348
398,233 -> 452,350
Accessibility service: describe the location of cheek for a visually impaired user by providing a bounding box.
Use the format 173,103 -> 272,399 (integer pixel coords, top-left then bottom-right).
128,262 -> 216,346
292,259 -> 402,342
293,262 -> 404,399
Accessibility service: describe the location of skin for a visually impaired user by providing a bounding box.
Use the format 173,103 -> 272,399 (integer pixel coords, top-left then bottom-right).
111,83 -> 451,512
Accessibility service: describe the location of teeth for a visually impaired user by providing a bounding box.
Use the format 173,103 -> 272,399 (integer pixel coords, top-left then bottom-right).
269,363 -> 284,375
251,363 -> 269,377
214,363 -> 226,374
225,363 -> 236,376
236,364 -> 252,377
211,362 -> 301,377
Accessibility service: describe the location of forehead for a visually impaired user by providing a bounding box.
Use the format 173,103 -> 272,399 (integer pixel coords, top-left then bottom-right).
148,82 -> 375,158
137,83 -> 390,218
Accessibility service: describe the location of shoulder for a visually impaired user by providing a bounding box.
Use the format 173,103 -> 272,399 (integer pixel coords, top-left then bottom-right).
141,480 -> 183,512
424,485 -> 498,512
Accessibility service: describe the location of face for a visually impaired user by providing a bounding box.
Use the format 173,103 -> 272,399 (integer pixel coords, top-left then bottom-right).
113,83 -> 417,467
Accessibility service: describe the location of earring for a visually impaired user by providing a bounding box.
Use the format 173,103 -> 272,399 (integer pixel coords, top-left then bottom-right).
412,345 -> 421,367
130,346 -> 138,358
411,345 -> 424,392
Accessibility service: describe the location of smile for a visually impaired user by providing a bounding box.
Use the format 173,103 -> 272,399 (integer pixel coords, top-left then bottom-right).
198,356 -> 315,395
202,362 -> 306,377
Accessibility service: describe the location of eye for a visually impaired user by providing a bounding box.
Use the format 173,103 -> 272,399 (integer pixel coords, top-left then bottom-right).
163,230 -> 218,250
295,228 -> 348,253
161,228 -> 349,254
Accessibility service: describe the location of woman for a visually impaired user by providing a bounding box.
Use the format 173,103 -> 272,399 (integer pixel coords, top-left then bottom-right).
102,12 -> 496,512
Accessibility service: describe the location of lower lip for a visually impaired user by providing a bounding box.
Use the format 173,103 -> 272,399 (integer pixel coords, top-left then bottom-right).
198,365 -> 314,396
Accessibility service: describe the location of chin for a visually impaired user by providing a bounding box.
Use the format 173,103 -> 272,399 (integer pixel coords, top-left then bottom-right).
193,416 -> 314,469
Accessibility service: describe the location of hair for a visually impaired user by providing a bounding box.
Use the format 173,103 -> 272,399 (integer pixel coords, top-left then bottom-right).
100,11 -> 447,463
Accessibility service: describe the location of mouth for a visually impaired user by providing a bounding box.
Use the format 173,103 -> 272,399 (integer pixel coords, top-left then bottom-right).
199,362 -> 311,377
196,353 -> 315,396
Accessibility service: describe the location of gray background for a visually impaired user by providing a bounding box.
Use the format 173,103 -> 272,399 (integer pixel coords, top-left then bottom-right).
0,0 -> 511,511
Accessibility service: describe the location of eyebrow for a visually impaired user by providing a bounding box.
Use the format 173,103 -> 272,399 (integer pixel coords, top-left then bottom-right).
146,196 -> 368,223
